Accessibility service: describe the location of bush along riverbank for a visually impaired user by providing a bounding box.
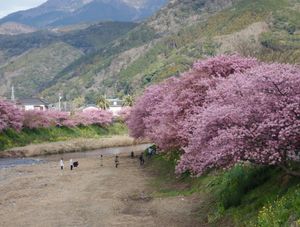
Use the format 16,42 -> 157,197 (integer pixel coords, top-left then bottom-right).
146,153 -> 300,226
0,123 -> 128,152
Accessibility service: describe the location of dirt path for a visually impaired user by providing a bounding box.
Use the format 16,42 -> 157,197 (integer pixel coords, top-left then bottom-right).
0,154 -> 200,227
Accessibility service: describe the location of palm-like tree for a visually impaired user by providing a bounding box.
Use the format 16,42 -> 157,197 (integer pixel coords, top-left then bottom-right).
123,95 -> 134,107
97,96 -> 110,110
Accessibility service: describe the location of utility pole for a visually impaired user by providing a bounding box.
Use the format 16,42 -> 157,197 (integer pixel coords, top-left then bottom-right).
58,93 -> 62,111
11,86 -> 15,101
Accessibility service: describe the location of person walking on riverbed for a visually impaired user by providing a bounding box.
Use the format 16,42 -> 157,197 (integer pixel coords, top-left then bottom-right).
115,155 -> 119,168
60,158 -> 64,170
139,153 -> 145,166
100,155 -> 103,167
70,159 -> 73,171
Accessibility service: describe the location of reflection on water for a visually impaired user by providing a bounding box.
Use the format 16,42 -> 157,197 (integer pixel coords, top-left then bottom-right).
0,144 -> 151,169
0,158 -> 43,169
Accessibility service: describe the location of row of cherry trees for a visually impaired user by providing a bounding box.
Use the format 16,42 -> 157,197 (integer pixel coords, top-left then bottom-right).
0,103 -> 113,131
127,55 -> 300,176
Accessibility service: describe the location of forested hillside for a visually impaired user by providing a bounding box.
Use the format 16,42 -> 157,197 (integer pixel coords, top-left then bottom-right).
0,0 -> 299,103
40,0 -> 239,102
42,0 -> 300,102
109,0 -> 300,96
0,21 -> 137,98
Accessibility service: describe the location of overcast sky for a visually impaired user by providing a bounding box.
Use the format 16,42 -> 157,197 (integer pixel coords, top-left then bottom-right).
0,0 -> 47,18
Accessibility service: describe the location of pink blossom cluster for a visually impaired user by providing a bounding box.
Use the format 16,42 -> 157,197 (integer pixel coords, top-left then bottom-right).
0,99 -> 24,132
63,109 -> 113,127
23,110 -> 69,129
0,103 -> 113,131
127,55 -> 258,150
117,107 -> 132,122
127,55 -> 300,176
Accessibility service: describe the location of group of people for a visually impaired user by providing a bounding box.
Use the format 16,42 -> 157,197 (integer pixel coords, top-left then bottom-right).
101,149 -> 155,169
60,158 -> 79,170
134,146 -> 157,166
59,146 -> 157,170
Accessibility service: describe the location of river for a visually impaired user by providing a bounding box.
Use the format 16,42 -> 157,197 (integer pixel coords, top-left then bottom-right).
0,144 -> 151,169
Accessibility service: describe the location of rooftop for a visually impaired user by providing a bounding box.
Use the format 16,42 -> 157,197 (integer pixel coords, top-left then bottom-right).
17,98 -> 49,106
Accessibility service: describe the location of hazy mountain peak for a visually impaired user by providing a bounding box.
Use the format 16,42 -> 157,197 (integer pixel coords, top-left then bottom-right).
41,0 -> 94,12
0,0 -> 167,28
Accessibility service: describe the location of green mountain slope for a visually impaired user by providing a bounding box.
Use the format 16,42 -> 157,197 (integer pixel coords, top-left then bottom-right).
41,0 -> 300,102
0,21 -> 138,99
0,21 -> 137,58
112,0 -> 300,95
40,24 -> 159,102
0,0 -> 299,103
0,42 -> 84,97
40,0 -> 238,102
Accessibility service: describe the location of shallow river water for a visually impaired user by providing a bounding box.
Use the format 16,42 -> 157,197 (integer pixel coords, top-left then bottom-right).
0,144 -> 151,169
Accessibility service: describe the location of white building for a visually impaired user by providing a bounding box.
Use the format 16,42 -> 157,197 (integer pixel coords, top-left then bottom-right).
17,98 -> 49,111
108,98 -> 123,116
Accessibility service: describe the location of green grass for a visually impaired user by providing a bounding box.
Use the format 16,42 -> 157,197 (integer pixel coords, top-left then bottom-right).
257,186 -> 300,226
146,153 -> 300,226
0,122 -> 127,151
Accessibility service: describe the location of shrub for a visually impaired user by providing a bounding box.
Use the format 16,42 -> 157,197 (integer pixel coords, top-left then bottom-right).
215,164 -> 273,209
257,187 -> 300,226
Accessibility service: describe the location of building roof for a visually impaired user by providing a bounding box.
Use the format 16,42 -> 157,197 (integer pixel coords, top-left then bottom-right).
82,106 -> 100,112
17,98 -> 49,106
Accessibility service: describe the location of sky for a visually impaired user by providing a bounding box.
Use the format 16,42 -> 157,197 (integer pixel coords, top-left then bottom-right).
0,0 -> 47,18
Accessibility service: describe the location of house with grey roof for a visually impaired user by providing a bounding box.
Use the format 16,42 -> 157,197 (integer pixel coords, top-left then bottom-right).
16,98 -> 49,111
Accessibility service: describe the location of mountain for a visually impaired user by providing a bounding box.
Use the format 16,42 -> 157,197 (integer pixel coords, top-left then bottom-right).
0,0 -> 167,28
0,21 -> 137,58
0,21 -> 137,98
0,42 -> 83,98
0,0 -> 299,103
41,0 -> 299,102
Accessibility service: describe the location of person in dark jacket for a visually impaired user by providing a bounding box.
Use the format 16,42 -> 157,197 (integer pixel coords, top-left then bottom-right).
115,155 -> 119,168
139,153 -> 145,166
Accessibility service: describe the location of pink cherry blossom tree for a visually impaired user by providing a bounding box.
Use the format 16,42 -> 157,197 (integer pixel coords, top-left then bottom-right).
0,99 -> 24,131
23,109 -> 112,129
127,55 -> 300,176
177,63 -> 300,176
128,55 -> 258,150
